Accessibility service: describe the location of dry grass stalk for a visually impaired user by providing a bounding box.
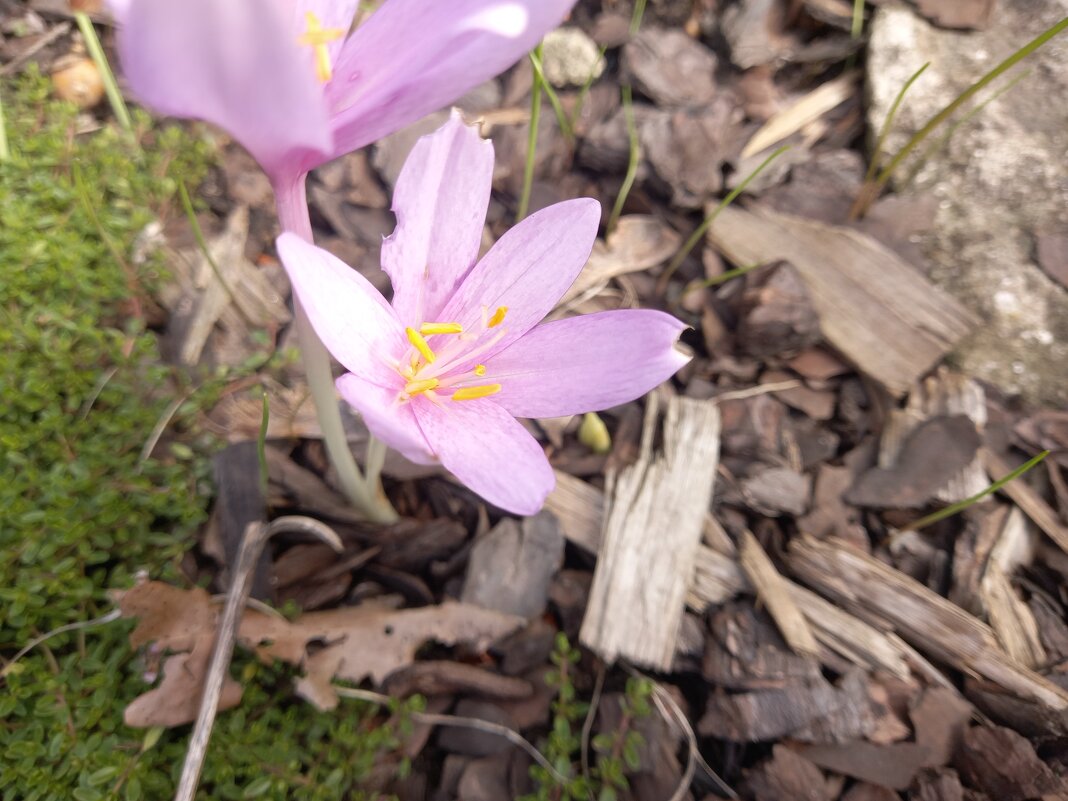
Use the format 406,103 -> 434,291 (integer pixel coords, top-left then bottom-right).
741,73 -> 857,158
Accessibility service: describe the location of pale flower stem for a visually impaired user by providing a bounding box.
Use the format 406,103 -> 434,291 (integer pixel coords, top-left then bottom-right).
275,174 -> 398,524
365,433 -> 387,498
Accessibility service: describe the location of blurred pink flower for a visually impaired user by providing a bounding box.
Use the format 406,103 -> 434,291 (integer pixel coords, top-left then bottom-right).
111,0 -> 574,190
277,116 -> 690,514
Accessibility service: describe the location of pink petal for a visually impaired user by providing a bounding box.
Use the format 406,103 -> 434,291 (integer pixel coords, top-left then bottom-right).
277,233 -> 405,388
484,310 -> 691,418
336,374 -> 435,464
290,0 -> 361,66
326,0 -> 576,154
115,0 -> 333,182
432,199 -> 601,365
381,113 -> 493,328
413,398 -> 554,515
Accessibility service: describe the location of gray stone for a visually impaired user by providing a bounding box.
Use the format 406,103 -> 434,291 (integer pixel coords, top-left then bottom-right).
461,511 -> 565,619
541,27 -> 605,88
867,3 -> 1068,403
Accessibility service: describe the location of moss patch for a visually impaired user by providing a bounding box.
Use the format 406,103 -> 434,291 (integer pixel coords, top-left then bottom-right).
0,72 -> 401,801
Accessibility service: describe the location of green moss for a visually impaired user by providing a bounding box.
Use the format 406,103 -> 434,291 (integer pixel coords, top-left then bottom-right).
0,71 -> 401,800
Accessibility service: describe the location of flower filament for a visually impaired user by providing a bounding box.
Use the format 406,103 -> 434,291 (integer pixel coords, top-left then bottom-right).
298,12 -> 344,83
395,310 -> 510,403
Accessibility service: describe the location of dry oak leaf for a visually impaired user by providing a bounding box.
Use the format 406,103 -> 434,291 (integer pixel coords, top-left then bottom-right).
283,602 -> 525,710
119,581 -> 523,716
119,580 -> 216,652
123,636 -> 243,728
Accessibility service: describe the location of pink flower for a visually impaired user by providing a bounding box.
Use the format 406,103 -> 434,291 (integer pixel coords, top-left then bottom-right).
277,116 -> 690,514
111,0 -> 575,187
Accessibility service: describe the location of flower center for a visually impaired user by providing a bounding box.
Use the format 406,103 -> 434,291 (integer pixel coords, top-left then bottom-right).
297,11 -> 344,83
394,307 -> 510,404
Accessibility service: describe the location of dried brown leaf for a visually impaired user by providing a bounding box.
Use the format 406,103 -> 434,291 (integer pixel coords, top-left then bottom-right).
124,637 -> 243,728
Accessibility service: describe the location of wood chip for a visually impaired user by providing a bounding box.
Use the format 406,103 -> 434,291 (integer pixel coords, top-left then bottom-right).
914,0 -> 996,30
797,741 -> 930,790
700,669 -> 877,743
980,507 -> 1046,668
786,536 -> 1068,714
164,206 -> 291,367
847,415 -> 981,509
879,370 -> 988,503
982,447 -> 1068,557
706,205 -> 976,396
580,394 -> 721,670
622,27 -> 717,107
741,74 -> 857,158
543,469 -> 604,553
740,530 -> 819,657
909,686 -> 973,768
955,725 -> 1068,800
745,745 -> 833,801
556,215 -> 680,310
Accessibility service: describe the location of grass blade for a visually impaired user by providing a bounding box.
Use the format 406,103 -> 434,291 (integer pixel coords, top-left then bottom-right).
851,0 -> 866,40
854,16 -> 1068,215
606,84 -> 639,234
516,43 -> 544,222
631,0 -> 648,36
683,261 -> 766,298
864,62 -> 929,185
662,145 -> 790,285
903,68 -> 1030,186
528,48 -> 573,142
74,11 -> 132,131
0,86 -> 9,162
567,44 -> 608,131
901,449 -> 1051,532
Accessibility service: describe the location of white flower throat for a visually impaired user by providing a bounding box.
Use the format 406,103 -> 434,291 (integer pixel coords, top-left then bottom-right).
394,305 -> 509,404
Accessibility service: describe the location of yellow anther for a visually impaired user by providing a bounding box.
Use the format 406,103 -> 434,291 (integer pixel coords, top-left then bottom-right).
404,378 -> 440,396
419,322 -> 464,336
451,383 -> 502,401
474,364 -> 487,376
406,327 -> 436,364
487,306 -> 508,328
298,11 -> 343,83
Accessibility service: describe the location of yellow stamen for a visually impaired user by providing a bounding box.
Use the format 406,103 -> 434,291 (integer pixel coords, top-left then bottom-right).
487,306 -> 508,328
451,383 -> 502,401
474,364 -> 487,376
406,327 -> 436,363
298,12 -> 343,83
404,378 -> 440,395
420,322 -> 464,336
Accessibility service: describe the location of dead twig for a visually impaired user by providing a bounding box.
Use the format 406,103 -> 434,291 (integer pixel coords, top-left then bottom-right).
174,517 -> 342,801
0,22 -> 71,77
333,686 -> 571,786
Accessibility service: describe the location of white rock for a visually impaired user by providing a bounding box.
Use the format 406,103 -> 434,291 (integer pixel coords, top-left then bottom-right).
867,2 -> 1068,403
541,27 -> 605,88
